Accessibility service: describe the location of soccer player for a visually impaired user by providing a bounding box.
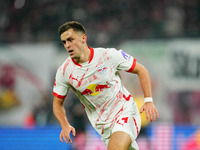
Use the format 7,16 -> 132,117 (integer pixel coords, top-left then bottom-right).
53,21 -> 159,150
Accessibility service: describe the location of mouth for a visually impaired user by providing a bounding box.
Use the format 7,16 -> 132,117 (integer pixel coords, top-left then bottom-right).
68,50 -> 74,54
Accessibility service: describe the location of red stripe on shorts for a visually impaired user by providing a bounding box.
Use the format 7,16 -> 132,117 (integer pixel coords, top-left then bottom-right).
133,117 -> 139,136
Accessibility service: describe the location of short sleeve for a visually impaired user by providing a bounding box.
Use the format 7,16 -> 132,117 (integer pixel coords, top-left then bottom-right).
109,48 -> 136,72
53,68 -> 70,99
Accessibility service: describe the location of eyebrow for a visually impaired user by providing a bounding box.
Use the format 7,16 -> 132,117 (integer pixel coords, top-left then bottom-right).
61,37 -> 74,43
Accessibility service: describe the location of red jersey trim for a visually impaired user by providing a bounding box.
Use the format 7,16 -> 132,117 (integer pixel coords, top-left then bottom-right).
72,47 -> 94,67
72,59 -> 81,66
88,47 -> 94,63
127,58 -> 136,72
53,92 -> 66,99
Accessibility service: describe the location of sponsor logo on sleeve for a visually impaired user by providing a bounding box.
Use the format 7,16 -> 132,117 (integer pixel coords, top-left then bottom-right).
120,50 -> 131,61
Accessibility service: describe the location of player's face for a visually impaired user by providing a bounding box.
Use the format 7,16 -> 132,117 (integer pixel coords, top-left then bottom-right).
60,29 -> 86,60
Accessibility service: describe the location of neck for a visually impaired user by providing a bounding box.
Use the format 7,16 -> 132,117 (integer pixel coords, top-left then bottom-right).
74,47 -> 91,64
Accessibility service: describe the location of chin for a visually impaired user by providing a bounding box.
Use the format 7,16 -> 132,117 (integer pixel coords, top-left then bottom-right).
70,55 -> 77,60
69,54 -> 74,58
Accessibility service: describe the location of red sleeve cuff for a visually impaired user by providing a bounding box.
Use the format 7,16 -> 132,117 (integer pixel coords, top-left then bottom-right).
53,92 -> 66,99
126,58 -> 136,72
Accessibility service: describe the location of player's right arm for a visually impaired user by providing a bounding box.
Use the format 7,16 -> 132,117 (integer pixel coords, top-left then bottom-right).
53,96 -> 76,143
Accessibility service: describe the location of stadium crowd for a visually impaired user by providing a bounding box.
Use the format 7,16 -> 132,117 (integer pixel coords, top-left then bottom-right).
0,0 -> 200,47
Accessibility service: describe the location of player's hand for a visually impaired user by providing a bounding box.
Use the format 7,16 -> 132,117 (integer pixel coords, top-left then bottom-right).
60,125 -> 76,144
140,102 -> 159,122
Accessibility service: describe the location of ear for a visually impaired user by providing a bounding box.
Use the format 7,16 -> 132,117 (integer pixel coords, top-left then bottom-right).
82,34 -> 87,44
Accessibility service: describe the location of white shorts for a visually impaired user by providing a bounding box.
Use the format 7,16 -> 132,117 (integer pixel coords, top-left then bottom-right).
96,98 -> 141,150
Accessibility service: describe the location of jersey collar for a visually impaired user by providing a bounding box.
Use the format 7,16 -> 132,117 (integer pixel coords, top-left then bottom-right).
88,47 -> 94,63
72,47 -> 94,67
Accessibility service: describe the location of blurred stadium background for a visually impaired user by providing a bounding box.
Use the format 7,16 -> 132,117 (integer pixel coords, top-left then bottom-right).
0,0 -> 200,150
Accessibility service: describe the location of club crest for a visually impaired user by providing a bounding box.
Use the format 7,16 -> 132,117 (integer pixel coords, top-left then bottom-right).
97,65 -> 108,75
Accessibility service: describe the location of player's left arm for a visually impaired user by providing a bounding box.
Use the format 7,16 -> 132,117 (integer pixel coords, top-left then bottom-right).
131,62 -> 159,122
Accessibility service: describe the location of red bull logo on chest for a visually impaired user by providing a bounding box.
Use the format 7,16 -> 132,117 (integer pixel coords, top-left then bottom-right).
81,84 -> 110,96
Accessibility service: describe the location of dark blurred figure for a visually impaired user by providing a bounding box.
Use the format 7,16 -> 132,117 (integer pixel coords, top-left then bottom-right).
67,91 -> 87,150
168,91 -> 200,124
33,93 -> 57,126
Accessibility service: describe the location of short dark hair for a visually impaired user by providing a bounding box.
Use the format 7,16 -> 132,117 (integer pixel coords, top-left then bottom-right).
58,21 -> 86,35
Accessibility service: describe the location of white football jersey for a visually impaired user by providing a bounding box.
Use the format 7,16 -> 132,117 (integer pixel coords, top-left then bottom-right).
53,47 -> 137,128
